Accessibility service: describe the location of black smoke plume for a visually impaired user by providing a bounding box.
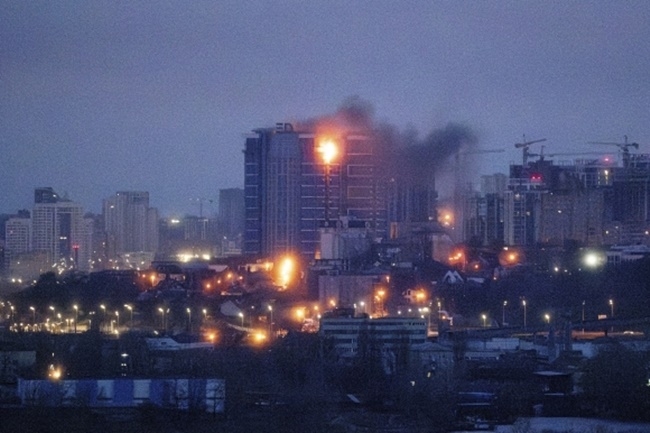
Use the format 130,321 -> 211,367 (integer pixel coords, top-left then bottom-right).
297,96 -> 479,187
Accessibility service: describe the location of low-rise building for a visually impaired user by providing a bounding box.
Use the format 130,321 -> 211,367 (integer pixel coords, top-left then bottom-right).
320,316 -> 427,371
17,377 -> 225,413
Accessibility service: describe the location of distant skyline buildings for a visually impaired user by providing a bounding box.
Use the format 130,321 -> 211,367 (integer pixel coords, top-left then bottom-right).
2,188 -> 93,277
103,191 -> 159,263
2,140 -> 650,279
3,215 -> 31,271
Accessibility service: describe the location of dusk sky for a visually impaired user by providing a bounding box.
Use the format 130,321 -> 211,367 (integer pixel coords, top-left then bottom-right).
2,1 -> 649,217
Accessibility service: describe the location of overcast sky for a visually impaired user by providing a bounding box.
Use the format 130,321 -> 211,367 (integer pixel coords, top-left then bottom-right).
2,1 -> 649,216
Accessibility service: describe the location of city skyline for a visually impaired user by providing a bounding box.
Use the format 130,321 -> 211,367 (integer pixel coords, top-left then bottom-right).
2,2 -> 650,216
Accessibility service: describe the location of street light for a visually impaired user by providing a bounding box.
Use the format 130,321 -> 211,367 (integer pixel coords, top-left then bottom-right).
502,301 -> 507,326
422,307 -> 431,332
481,314 -> 487,328
186,308 -> 192,333
29,306 -> 35,324
522,299 -> 527,330
100,304 -> 106,332
73,305 -> 78,333
267,305 -> 274,336
609,299 -> 614,318
238,311 -> 244,327
544,313 -> 550,324
158,307 -> 167,332
124,305 -> 133,328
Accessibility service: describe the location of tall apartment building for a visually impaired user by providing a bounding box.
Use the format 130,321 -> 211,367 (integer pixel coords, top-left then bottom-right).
103,191 -> 159,262
31,188 -> 92,271
218,188 -> 244,240
608,155 -> 650,244
244,123 -> 386,261
4,214 -> 31,271
481,173 -> 508,195
217,188 -> 244,256
463,191 -> 505,247
500,153 -> 639,248
539,189 -> 604,246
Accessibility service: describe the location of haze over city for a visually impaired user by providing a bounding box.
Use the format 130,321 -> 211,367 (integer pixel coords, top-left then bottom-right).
2,1 -> 650,215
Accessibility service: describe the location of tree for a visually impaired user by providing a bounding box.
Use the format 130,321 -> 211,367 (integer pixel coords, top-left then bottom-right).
579,344 -> 650,420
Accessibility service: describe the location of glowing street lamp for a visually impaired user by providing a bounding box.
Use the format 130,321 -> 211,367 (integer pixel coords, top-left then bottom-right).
158,307 -> 168,331
48,364 -> 62,381
186,308 -> 192,333
522,299 -> 527,330
100,304 -> 106,332
544,313 -> 550,324
502,301 -> 507,326
29,306 -> 35,324
422,307 -> 431,331
73,305 -> 78,333
267,305 -> 274,334
609,299 -> 614,318
238,311 -> 244,327
481,314 -> 487,328
124,304 -> 133,328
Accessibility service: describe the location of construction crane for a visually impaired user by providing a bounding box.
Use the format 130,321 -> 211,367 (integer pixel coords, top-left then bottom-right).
588,135 -> 639,168
514,135 -> 547,166
527,146 -> 614,162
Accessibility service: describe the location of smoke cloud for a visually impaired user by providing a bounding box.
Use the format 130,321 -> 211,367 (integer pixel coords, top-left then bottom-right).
296,96 -> 479,189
